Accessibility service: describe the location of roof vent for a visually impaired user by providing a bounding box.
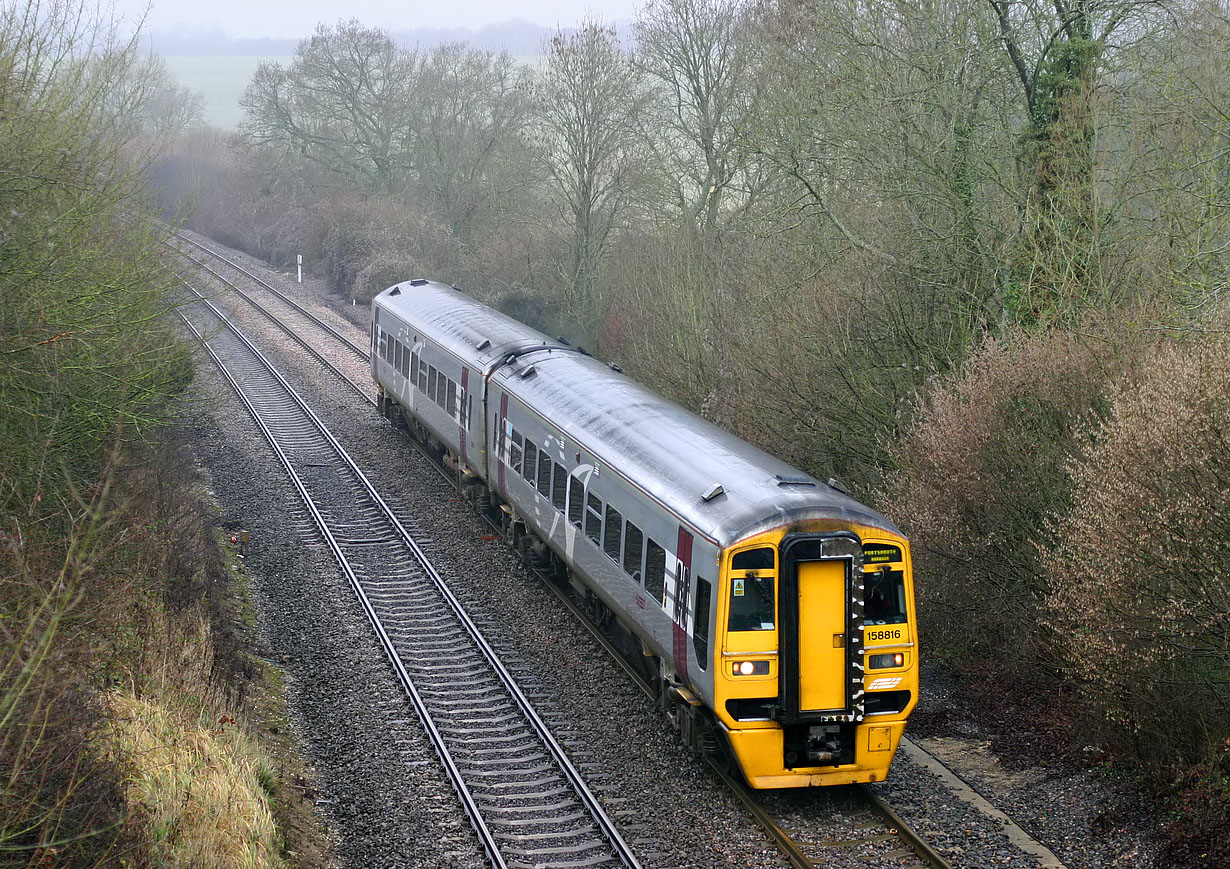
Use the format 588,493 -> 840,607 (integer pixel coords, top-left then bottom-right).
827,477 -> 849,494
409,278 -> 428,286
701,483 -> 725,502
476,338 -> 491,351
609,363 -> 623,373
776,474 -> 816,487
389,286 -> 401,296
519,365 -> 537,379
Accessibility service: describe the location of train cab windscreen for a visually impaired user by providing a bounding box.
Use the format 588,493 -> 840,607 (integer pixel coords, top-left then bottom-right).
728,575 -> 776,631
865,569 -> 907,625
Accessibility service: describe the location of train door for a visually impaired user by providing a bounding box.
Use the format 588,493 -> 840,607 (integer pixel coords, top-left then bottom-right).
671,527 -> 693,685
778,533 -> 865,723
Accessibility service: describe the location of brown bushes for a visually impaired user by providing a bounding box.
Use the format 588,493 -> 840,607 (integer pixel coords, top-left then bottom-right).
880,330 -> 1118,664
1043,334 -> 1230,766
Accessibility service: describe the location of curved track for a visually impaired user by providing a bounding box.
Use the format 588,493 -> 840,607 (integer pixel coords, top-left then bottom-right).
174,240 -> 954,868
177,281 -> 641,869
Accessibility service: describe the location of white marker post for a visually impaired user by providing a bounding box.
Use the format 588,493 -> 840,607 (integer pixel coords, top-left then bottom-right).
297,254 -> 302,284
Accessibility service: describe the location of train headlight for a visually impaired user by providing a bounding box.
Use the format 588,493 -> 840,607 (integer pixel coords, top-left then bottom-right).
731,660 -> 769,676
869,652 -> 905,669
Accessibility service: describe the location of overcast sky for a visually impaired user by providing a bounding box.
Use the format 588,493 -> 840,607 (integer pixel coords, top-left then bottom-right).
113,0 -> 640,38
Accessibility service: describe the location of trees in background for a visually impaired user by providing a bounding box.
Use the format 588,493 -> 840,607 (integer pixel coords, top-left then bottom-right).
241,21 -> 420,194
532,20 -> 646,323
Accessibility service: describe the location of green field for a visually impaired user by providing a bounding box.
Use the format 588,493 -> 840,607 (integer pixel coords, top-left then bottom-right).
163,55 -> 293,130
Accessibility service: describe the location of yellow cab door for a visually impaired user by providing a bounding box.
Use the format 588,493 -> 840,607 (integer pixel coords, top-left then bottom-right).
778,533 -> 864,723
796,560 -> 848,711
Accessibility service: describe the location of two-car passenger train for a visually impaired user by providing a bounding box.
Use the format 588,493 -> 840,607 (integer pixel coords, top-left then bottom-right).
370,278 -> 918,788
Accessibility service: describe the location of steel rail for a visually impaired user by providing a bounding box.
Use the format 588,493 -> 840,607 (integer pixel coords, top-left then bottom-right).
174,232 -> 369,359
178,284 -> 641,869
859,784 -> 954,869
170,264 -> 375,407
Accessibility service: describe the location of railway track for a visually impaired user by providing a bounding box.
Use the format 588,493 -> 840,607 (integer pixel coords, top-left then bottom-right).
173,239 -> 955,867
177,281 -> 641,869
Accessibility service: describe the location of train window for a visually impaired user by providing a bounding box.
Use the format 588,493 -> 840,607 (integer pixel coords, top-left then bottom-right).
728,575 -> 776,632
427,366 -> 438,402
865,569 -> 908,625
645,540 -> 666,604
551,462 -> 567,510
692,577 -> 711,668
603,506 -> 622,560
523,440 -> 538,486
436,371 -> 447,407
410,351 -> 419,386
399,343 -> 410,379
585,493 -> 602,544
623,522 -> 643,578
510,431 -> 523,475
536,450 -> 552,498
568,476 -> 584,527
732,547 -> 774,570
377,329 -> 387,361
447,380 -> 457,417
392,340 -> 400,372
418,359 -> 428,392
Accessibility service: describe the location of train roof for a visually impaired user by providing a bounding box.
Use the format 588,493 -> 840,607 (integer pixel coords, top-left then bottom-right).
496,350 -> 898,547
374,279 -> 571,372
374,280 -> 901,549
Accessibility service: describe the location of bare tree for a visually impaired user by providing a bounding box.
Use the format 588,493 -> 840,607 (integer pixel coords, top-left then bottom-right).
411,44 -> 532,242
634,0 -> 756,236
532,19 -> 647,316
240,20 -> 420,194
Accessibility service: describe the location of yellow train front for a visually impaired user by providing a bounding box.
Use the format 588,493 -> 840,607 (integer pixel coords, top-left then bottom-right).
713,526 -> 917,788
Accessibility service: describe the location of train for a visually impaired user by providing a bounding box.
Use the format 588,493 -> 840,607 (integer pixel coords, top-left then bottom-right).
370,278 -> 918,788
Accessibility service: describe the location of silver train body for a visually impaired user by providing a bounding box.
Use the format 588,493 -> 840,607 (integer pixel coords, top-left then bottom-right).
371,279 -> 919,788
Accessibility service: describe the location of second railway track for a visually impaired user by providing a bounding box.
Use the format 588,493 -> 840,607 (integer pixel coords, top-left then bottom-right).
178,282 -> 640,869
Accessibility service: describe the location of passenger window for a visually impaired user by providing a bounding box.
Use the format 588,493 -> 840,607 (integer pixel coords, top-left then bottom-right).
447,380 -> 457,417
435,371 -> 447,407
400,344 -> 410,379
732,547 -> 774,570
865,568 -> 908,625
692,577 -> 711,668
568,476 -> 584,526
552,462 -> 567,510
410,351 -> 419,385
728,574 -> 776,632
645,540 -> 666,604
585,493 -> 602,543
536,450 -> 552,498
603,506 -> 622,560
523,440 -> 538,487
427,366 -> 438,402
623,522 -> 643,577
510,431 -> 523,475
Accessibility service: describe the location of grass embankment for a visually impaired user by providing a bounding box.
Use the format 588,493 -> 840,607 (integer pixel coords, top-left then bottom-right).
2,441 -> 328,867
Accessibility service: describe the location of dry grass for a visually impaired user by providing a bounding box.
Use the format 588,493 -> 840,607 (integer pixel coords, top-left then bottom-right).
104,615 -> 285,869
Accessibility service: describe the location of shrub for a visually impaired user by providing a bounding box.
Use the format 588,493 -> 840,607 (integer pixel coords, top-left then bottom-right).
1043,333 -> 1230,768
880,330 -> 1116,665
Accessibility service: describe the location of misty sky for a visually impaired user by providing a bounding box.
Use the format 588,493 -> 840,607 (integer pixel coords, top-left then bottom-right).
114,0 -> 641,37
